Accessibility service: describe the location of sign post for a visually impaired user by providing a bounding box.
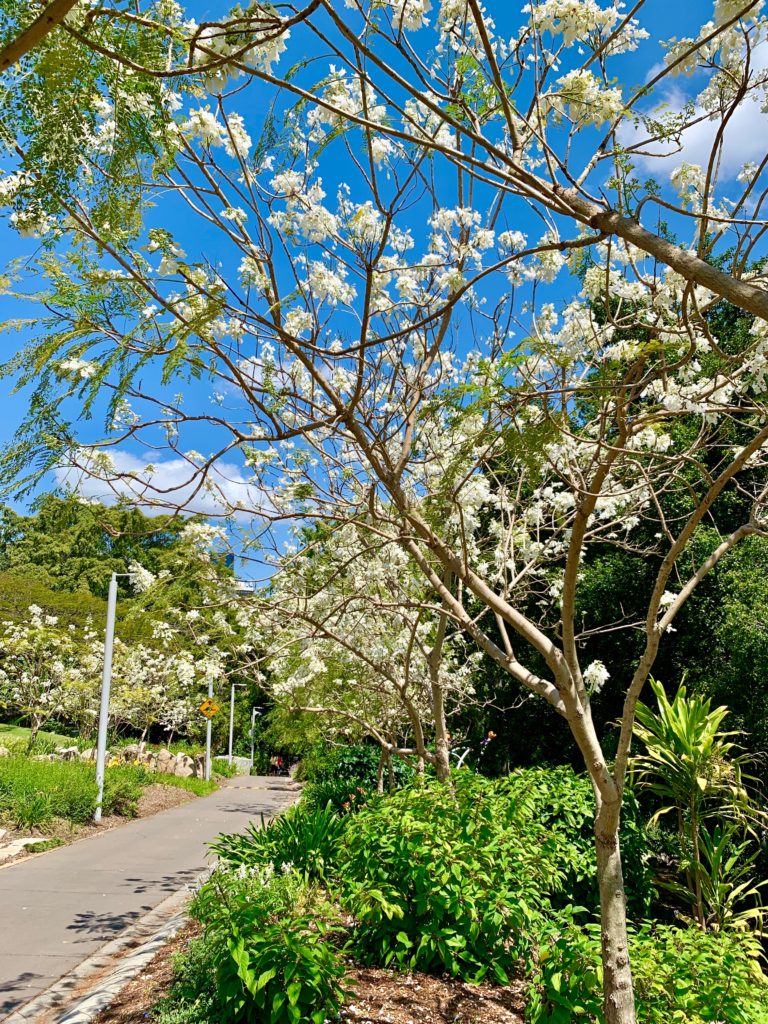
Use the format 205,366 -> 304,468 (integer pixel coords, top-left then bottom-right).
198,689 -> 220,781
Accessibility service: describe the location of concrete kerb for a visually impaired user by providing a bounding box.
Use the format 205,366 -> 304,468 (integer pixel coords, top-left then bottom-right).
1,876 -> 210,1024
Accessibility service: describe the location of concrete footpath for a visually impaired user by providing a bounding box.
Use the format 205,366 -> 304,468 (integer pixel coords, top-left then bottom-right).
0,776 -> 298,1018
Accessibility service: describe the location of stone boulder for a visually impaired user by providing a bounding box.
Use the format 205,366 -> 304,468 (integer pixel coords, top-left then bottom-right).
80,747 -> 98,761
56,746 -> 80,761
121,744 -> 140,761
174,753 -> 195,778
0,746 -> 10,758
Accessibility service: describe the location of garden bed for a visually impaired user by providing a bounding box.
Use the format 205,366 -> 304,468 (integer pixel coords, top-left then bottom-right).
0,757 -> 216,866
90,922 -> 526,1024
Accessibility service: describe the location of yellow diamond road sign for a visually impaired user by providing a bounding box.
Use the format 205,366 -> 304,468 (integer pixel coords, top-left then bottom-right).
198,698 -> 220,719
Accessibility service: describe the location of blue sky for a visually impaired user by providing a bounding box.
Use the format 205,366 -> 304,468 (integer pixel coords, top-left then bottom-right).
0,0 -> 761,535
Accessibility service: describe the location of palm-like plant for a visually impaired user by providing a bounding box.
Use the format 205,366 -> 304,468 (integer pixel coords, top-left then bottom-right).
632,677 -> 766,931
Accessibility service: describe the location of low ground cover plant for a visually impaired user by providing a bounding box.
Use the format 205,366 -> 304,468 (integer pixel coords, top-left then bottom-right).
0,756 -> 214,828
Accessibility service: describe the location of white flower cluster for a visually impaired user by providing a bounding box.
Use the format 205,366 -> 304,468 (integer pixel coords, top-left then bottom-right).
545,69 -> 624,128
180,107 -> 251,160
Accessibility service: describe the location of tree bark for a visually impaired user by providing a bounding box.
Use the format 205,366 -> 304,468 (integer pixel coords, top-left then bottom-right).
27,715 -> 42,752
376,748 -> 385,794
431,681 -> 451,783
595,800 -> 636,1024
387,750 -> 395,791
0,0 -> 80,71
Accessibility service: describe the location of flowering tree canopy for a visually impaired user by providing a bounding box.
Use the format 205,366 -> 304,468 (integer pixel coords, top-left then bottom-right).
3,1 -> 768,1020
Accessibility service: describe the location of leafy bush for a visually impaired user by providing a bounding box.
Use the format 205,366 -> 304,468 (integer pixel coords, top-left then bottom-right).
300,744 -> 415,813
335,769 -> 653,984
0,756 -> 208,826
213,757 -> 239,778
338,774 -> 559,982
0,756 -> 98,825
211,802 -> 345,881
527,916 -> 768,1024
501,767 -> 652,917
156,866 -> 348,1024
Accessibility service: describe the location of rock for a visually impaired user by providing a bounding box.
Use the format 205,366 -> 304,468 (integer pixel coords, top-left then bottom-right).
56,746 -> 80,761
0,746 -> 10,758
122,744 -> 140,761
30,753 -> 56,762
174,763 -> 194,777
80,747 -> 97,761
0,836 -> 52,864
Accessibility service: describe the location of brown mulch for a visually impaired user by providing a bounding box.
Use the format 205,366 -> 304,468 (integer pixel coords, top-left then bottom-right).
341,968 -> 525,1023
91,922 -> 201,1024
90,924 -> 526,1024
0,784 -> 197,867
136,783 -> 197,817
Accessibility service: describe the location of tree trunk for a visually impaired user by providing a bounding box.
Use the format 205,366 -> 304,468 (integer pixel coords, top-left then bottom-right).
376,748 -> 385,794
27,714 -> 42,752
431,681 -> 451,783
387,751 -> 395,791
595,802 -> 636,1024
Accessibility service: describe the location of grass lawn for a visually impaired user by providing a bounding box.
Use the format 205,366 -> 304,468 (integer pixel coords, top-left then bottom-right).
0,723 -> 80,752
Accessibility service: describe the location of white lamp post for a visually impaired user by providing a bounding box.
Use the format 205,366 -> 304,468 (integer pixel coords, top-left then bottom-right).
94,572 -> 130,823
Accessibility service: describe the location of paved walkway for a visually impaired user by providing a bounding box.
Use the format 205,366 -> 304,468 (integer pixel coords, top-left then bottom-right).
0,776 -> 298,1018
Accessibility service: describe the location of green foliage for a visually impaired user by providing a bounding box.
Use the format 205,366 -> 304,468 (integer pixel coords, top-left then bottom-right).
156,867 -> 348,1024
633,678 -> 767,930
211,802 -> 346,882
339,773 -> 573,983
0,756 -> 98,825
527,918 -> 768,1024
213,757 -> 240,779
299,743 -> 415,813
0,755 -> 210,827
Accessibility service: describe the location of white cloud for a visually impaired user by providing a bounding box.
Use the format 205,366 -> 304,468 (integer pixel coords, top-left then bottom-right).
620,92 -> 768,180
620,42 -> 768,181
54,449 -> 267,521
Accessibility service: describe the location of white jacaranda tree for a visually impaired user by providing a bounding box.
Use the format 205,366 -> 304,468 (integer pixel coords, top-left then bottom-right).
0,605 -> 85,747
4,1 -> 768,1019
258,523 -> 480,780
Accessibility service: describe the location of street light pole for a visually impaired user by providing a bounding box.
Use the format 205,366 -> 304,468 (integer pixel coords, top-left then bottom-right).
94,572 -> 126,823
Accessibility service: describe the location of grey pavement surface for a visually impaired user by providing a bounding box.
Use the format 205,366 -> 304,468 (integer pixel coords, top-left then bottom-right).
0,776 -> 298,1018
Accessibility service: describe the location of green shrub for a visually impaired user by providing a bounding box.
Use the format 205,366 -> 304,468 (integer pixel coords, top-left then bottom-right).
211,802 -> 345,881
500,767 -> 653,917
300,744 -> 415,813
213,757 -> 239,778
338,774 -> 558,983
0,756 -> 204,826
157,867 -> 348,1024
0,756 -> 97,825
102,769 -> 144,817
526,917 -> 768,1024
11,789 -> 55,828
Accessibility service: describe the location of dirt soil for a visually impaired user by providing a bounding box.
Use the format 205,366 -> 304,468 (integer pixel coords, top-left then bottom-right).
90,923 -> 526,1024
0,783 -> 196,867
91,923 -> 200,1024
